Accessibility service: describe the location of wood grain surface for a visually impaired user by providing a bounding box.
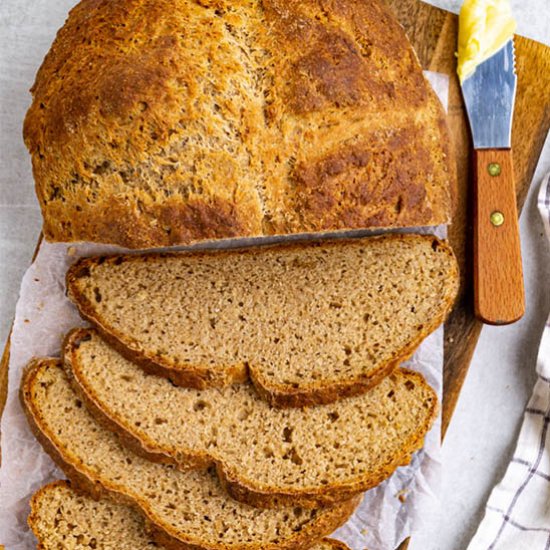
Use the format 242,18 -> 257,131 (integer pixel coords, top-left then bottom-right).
384,0 -> 550,441
473,149 -> 525,325
0,1 -> 549,548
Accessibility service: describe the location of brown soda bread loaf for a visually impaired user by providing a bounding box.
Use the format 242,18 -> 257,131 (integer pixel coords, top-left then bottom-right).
23,0 -> 455,248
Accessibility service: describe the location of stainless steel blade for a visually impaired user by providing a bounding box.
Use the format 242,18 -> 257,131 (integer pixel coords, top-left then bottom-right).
461,39 -> 517,149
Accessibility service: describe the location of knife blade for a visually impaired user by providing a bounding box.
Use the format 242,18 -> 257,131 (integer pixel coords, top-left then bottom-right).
460,39 -> 525,325
462,40 -> 517,149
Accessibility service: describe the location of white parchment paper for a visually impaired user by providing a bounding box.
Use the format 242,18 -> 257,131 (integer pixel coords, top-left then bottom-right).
0,72 -> 449,550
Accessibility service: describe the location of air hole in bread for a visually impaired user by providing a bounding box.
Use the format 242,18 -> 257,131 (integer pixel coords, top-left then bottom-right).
283,427 -> 293,443
93,287 -> 102,303
288,448 -> 303,466
193,400 -> 208,412
73,266 -> 91,279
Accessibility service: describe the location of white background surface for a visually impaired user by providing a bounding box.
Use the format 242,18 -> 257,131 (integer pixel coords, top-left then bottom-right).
0,1 -> 548,549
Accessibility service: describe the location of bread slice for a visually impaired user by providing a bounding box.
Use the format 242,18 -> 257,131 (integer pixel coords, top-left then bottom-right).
29,480 -> 350,550
24,0 -> 455,249
29,480 -> 160,549
63,328 -> 438,508
21,359 -> 358,550
67,234 -> 458,407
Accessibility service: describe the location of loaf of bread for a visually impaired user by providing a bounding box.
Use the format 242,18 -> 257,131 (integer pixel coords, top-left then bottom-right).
23,0 -> 455,248
29,481 -> 351,550
21,359 -> 358,550
67,234 -> 458,406
63,328 -> 437,508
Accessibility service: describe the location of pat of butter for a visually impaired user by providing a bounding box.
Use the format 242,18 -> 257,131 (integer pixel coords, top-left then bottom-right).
457,0 -> 517,83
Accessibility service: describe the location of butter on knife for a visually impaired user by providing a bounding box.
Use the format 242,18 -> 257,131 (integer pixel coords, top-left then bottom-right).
457,0 -> 517,83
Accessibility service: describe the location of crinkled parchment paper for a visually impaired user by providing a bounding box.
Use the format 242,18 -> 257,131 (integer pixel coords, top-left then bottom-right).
0,72 -> 449,550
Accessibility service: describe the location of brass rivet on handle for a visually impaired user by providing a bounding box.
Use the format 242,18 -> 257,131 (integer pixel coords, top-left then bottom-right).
488,162 -> 501,176
490,211 -> 505,227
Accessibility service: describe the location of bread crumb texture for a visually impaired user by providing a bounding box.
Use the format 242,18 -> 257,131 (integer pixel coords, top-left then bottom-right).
29,481 -> 161,549
67,235 -> 458,405
22,359 -> 357,549
24,0 -> 454,248
29,481 -> 351,549
64,327 -> 438,507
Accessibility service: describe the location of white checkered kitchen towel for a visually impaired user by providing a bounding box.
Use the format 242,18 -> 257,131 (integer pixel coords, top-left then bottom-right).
468,172 -> 550,550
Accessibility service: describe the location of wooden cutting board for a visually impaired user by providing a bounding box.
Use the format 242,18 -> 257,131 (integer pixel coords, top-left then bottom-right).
384,0 -> 550,440
0,1 -> 549,545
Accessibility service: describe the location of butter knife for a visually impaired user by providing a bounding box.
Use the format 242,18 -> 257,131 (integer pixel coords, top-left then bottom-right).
461,39 -> 525,325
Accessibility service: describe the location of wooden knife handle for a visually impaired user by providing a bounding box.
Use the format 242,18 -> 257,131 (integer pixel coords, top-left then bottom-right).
473,149 -> 525,325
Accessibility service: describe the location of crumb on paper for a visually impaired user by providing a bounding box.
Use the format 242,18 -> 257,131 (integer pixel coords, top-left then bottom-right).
23,319 -> 30,324
33,278 -> 39,282
37,302 -> 44,310
396,489 -> 409,503
67,246 -> 77,256
360,528 -> 369,536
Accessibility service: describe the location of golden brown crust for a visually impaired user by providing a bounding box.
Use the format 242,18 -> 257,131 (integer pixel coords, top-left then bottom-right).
146,500 -> 358,550
63,329 -> 438,508
66,325 -> 249,391
249,359 -> 400,409
24,0 -> 455,248
66,234 -> 459,407
21,359 -> 360,549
